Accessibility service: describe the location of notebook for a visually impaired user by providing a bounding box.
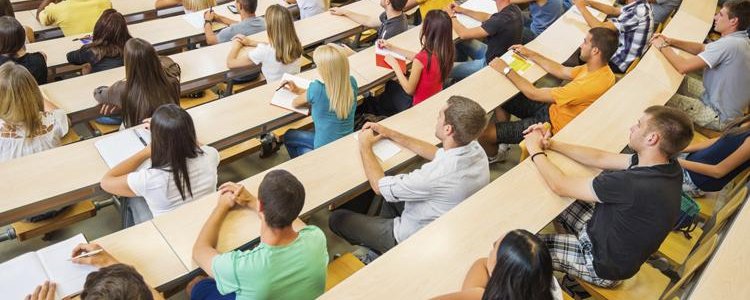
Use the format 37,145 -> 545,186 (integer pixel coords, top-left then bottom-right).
353,134 -> 402,162
94,127 -> 151,168
0,234 -> 98,300
501,51 -> 534,74
270,73 -> 312,115
375,47 -> 407,73
455,0 -> 498,28
183,10 -> 207,29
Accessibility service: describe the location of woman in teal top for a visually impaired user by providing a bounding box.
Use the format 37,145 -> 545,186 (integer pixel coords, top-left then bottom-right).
282,44 -> 358,158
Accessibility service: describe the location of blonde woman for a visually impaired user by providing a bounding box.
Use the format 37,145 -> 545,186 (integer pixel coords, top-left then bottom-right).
155,0 -> 215,12
282,45 -> 358,158
226,4 -> 302,82
0,63 -> 69,162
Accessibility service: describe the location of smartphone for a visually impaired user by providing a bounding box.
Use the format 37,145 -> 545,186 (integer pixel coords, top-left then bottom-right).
228,4 -> 239,14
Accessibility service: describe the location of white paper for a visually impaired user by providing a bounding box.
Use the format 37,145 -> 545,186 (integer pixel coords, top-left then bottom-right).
375,47 -> 406,61
183,10 -> 207,29
500,51 -> 535,74
270,73 -> 312,115
455,0 -> 498,28
36,234 -> 98,299
568,5 -> 601,18
94,128 -> 150,168
0,252 -> 49,300
353,135 -> 402,161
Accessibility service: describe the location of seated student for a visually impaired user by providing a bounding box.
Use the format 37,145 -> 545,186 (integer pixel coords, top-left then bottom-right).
0,17 -> 48,84
680,114 -> 750,197
0,63 -> 69,162
203,0 -> 265,45
66,9 -> 132,74
27,243 -> 164,300
478,27 -> 617,161
226,5 -> 302,82
650,0 -> 750,131
190,170 -> 328,300
100,104 -> 219,227
284,0 -> 326,19
1,0 -> 35,42
649,0 -> 681,26
404,0 -> 452,24
523,106 -> 693,287
434,229 -> 563,300
572,0 -> 654,73
515,0 -> 565,43
36,0 -> 112,36
94,38 -> 181,128
329,0 -> 408,40
445,0 -> 523,82
282,45 -> 358,158
361,10 -> 454,116
155,0 -> 215,12
329,96 -> 490,256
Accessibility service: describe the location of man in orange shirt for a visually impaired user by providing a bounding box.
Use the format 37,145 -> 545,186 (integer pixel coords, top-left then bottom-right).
478,27 -> 618,162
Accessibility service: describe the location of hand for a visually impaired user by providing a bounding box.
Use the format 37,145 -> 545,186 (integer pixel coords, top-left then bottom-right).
204,10 -> 215,22
358,128 -> 382,148
218,182 -> 258,210
142,118 -> 151,130
71,243 -> 119,268
25,281 -> 55,300
99,103 -> 119,115
522,123 -> 552,153
281,80 -> 302,94
376,39 -> 391,50
450,2 -> 462,14
488,57 -> 509,74
508,44 -> 532,58
361,122 -> 392,138
231,34 -> 252,47
384,55 -> 401,72
573,0 -> 586,8
329,7 -> 348,16
650,33 -> 670,47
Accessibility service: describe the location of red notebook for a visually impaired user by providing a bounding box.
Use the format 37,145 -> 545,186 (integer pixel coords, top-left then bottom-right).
375,47 -> 407,74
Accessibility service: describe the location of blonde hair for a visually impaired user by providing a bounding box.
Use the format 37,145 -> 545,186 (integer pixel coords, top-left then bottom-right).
265,5 -> 303,65
313,45 -> 354,120
183,0 -> 215,12
0,63 -> 45,137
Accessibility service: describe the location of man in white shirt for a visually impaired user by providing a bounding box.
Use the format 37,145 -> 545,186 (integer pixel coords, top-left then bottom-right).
329,96 -> 491,256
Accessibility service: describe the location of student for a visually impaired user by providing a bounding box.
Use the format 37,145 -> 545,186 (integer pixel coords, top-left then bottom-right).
100,104 -> 219,226
191,170 -> 328,300
329,0 -> 408,40
66,9 -> 132,74
1,0 -> 35,42
445,0 -> 523,82
649,0 -> 681,26
329,96 -> 490,256
573,0 -> 654,73
155,0 -> 215,12
36,0 -> 112,36
523,106 -> 693,287
434,230 -> 563,300
478,28 -> 617,162
0,63 -> 69,162
203,0 -> 265,45
226,5 -> 302,82
405,0 -> 453,22
651,0 -> 750,131
27,243 -> 164,300
680,115 -> 750,197
361,10 -> 454,116
94,38 -> 181,128
284,0 -> 327,19
0,17 -> 48,84
515,0 -> 565,43
282,45 -> 358,158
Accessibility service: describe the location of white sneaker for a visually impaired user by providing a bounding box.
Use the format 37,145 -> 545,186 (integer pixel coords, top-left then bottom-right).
488,144 -> 510,164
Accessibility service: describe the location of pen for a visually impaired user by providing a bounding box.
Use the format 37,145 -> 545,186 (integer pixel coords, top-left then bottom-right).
68,249 -> 103,261
134,130 -> 148,146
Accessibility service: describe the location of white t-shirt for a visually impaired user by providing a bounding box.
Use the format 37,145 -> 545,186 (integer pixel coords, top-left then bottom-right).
247,43 -> 301,82
297,0 -> 327,19
0,109 -> 70,162
127,145 -> 219,216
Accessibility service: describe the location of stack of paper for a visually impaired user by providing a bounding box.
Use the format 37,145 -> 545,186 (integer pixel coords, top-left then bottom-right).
270,73 -> 312,115
455,0 -> 498,28
94,127 -> 151,168
353,134 -> 402,162
501,51 -> 534,74
375,47 -> 408,73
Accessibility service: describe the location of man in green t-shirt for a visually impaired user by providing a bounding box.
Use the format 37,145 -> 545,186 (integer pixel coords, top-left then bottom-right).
191,170 -> 329,300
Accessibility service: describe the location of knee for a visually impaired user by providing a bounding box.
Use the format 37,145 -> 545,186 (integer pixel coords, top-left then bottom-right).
328,209 -> 351,234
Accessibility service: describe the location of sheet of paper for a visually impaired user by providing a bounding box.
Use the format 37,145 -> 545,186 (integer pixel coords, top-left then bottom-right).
270,73 -> 312,115
455,0 -> 498,28
0,252 -> 50,300
182,10 -> 206,29
375,47 -> 406,61
94,128 -> 148,168
501,51 -> 534,74
353,135 -> 402,162
37,234 -> 98,299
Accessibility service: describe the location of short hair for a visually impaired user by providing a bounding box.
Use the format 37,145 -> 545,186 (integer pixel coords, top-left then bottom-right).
724,0 -> 750,31
389,0 -> 407,11
643,106 -> 694,158
444,96 -> 488,146
238,0 -> 258,14
258,169 -> 305,228
589,27 -> 619,61
81,264 -> 153,300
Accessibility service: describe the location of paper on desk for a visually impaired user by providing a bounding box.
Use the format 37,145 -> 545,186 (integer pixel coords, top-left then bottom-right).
183,10 -> 206,29
353,134 -> 402,161
270,73 -> 312,115
36,234 -> 98,299
501,51 -> 534,74
375,47 -> 406,61
94,127 -> 151,168
455,0 -> 498,28
569,5 -> 602,17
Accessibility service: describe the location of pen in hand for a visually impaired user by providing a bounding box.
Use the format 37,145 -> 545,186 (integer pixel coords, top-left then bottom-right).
68,249 -> 103,261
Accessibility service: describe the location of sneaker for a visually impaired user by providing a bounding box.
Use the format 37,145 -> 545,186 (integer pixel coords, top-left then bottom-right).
488,144 -> 510,164
95,115 -> 122,126
561,274 -> 591,299
352,247 -> 380,265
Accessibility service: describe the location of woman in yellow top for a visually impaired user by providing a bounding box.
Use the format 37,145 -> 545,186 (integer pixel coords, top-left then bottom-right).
155,0 -> 215,12
406,0 -> 452,20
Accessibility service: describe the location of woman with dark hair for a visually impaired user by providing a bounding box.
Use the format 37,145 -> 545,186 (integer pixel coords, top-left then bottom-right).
361,10 -> 454,116
0,16 -> 47,84
100,104 -> 219,227
67,9 -> 132,73
434,229 -> 563,300
93,38 -> 180,127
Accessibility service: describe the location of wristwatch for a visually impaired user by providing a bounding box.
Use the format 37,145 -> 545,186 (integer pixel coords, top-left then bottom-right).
503,67 -> 511,76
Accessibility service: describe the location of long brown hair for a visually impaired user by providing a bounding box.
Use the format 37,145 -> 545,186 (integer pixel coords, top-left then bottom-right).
0,63 -> 45,136
0,16 -> 25,57
86,9 -> 132,63
0,0 -> 13,17
265,5 -> 303,64
121,38 -> 179,128
420,10 -> 454,82
723,115 -> 750,137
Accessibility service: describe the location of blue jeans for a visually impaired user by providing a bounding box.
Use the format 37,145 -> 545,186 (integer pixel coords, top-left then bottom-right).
121,197 -> 153,228
451,40 -> 488,82
191,278 -> 236,300
284,129 -> 315,158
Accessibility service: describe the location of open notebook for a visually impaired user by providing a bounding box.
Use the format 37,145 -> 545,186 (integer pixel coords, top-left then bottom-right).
270,73 -> 312,115
94,127 -> 151,168
455,0 -> 498,28
0,234 -> 98,300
